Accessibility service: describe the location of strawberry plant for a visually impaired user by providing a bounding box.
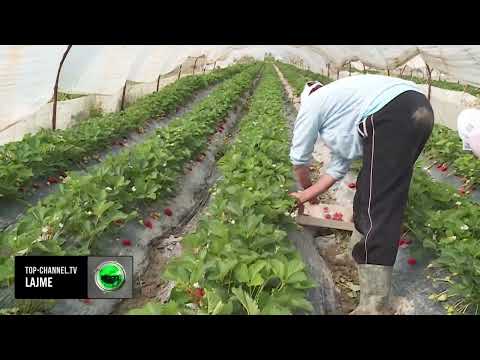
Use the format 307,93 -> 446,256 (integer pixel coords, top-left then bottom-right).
0,63 -> 252,200
423,123 -> 480,189
128,65 -> 315,315
0,66 -> 261,286
406,164 -> 480,311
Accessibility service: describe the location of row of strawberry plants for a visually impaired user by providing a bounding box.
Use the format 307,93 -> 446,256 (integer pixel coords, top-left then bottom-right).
0,65 -> 261,286
128,64 -> 314,315
405,164 -> 480,311
423,123 -> 480,191
0,63 -> 249,200
275,62 -> 332,96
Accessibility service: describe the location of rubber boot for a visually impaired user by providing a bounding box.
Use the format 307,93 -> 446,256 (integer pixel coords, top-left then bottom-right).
349,264 -> 393,315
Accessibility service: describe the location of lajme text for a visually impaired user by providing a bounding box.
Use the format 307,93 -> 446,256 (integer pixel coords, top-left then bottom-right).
25,276 -> 53,287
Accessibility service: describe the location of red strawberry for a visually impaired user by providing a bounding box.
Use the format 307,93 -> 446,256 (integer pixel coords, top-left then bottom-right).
398,239 -> 408,247
164,208 -> 173,217
440,164 -> 448,172
323,207 -> 329,213
121,239 -> 132,247
143,218 -> 154,229
348,182 -> 356,189
193,288 -> 205,298
47,176 -> 59,184
459,187 -> 466,195
436,163 -> 443,169
325,214 -> 332,220
332,212 -> 344,221
407,258 -> 417,266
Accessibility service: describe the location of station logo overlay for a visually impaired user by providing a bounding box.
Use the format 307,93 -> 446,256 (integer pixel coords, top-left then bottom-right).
15,256 -> 133,299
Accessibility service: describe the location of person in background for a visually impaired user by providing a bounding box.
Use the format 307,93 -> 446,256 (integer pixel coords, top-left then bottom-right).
289,74 -> 434,315
457,108 -> 480,159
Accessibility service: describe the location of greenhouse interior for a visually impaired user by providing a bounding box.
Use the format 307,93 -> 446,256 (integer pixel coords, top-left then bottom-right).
0,45 -> 479,315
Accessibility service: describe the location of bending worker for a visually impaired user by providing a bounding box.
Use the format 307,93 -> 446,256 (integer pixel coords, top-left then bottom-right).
457,108 -> 480,159
289,73 -> 434,315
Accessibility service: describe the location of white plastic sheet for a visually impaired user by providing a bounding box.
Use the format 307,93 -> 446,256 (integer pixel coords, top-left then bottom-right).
59,45 -> 144,95
0,45 -> 67,132
2,45 -> 480,146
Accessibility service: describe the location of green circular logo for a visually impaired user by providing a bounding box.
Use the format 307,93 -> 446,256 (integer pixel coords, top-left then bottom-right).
95,261 -> 126,292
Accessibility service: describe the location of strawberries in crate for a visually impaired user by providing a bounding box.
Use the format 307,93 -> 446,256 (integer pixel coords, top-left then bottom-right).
332,212 -> 344,221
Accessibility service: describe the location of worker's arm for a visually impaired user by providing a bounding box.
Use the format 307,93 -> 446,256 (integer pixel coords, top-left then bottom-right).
290,174 -> 336,204
289,103 -> 320,201
290,152 -> 351,204
293,165 -> 313,189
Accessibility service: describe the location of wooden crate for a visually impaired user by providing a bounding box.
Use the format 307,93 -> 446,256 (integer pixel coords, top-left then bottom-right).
296,202 -> 354,231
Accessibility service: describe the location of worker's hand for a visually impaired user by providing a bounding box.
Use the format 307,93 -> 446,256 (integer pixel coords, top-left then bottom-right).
289,191 -> 319,205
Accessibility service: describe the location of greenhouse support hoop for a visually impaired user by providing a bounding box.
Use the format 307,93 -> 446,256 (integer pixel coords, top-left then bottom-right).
426,64 -> 433,100
120,81 -> 128,111
192,57 -> 199,75
177,64 -> 182,80
156,74 -> 162,92
52,45 -> 72,130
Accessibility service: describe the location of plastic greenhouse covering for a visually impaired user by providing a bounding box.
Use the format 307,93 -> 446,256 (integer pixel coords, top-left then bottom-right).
1,45 -> 480,143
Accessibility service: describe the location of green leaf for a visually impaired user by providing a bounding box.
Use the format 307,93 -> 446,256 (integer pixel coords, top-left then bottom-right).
269,258 -> 285,279
231,287 -> 260,315
234,263 -> 249,283
261,303 -> 292,315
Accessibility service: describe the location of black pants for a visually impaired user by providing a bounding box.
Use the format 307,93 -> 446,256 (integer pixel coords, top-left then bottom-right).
352,91 -> 434,266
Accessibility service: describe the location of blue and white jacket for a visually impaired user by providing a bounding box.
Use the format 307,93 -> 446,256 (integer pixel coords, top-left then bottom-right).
290,74 -> 422,180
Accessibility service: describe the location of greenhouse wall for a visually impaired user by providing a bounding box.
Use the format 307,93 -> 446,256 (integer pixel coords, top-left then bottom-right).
0,73 -> 201,146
